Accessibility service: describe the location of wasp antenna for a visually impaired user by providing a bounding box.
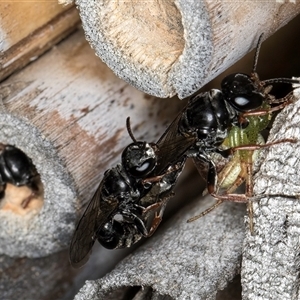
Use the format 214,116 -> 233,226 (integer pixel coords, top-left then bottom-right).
252,33 -> 264,73
126,117 -> 138,143
262,77 -> 300,85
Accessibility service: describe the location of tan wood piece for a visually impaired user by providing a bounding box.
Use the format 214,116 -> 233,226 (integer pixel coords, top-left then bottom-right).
0,3 -> 80,81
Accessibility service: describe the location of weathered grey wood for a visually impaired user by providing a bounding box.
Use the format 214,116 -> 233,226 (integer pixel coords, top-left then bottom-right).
0,29 -> 185,259
73,0 -> 300,98
74,196 -> 245,300
242,82 -> 300,300
0,250 -> 76,300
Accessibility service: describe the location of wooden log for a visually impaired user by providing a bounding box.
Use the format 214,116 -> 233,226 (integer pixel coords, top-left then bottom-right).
0,3 -> 80,81
74,1 -> 300,98
0,28 -> 185,259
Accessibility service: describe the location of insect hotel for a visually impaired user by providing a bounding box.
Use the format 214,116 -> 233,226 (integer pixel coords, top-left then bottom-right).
0,1 -> 300,300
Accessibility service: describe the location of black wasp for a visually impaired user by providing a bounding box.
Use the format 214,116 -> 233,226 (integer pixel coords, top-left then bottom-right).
0,143 -> 40,208
69,118 -> 187,268
69,34 -> 299,267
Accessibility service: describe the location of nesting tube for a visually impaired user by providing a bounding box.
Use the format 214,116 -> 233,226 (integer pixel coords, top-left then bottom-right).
75,0 -> 300,98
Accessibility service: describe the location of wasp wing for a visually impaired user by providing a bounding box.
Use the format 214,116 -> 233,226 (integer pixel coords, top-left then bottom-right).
69,182 -> 118,268
155,111 -> 196,175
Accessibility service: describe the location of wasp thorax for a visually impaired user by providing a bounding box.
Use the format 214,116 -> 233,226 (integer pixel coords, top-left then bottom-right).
122,142 -> 157,177
0,144 -> 44,216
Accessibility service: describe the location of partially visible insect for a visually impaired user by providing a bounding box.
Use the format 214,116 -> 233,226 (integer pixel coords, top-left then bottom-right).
69,34 -> 299,267
185,34 -> 299,230
0,143 -> 41,209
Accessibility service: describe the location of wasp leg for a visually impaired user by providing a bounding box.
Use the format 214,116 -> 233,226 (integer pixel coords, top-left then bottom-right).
240,94 -> 294,119
245,162 -> 255,233
223,138 -> 296,156
266,91 -> 296,105
188,156 -> 226,222
142,162 -> 182,185
142,194 -> 172,237
147,210 -> 164,237
187,200 -> 223,223
142,202 -> 162,214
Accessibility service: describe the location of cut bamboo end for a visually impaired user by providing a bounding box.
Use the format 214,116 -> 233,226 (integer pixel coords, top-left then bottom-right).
77,0 -> 187,98
75,0 -> 300,98
0,114 -> 76,258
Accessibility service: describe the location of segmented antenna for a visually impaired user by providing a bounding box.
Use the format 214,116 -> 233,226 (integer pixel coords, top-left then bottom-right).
252,33 -> 264,73
126,117 -> 138,143
253,33 -> 300,86
262,77 -> 300,85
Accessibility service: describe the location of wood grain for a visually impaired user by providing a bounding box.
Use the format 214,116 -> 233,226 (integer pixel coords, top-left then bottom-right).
0,3 -> 80,81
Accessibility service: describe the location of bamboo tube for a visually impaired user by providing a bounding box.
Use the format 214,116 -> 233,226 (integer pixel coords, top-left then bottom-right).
74,1 -> 300,98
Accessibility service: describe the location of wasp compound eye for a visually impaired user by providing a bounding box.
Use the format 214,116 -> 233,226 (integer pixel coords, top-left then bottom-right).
122,142 -> 157,177
0,144 -> 44,215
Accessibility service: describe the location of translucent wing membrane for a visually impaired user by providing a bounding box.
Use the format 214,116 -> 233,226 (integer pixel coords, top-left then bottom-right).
155,110 -> 196,175
69,184 -> 118,268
